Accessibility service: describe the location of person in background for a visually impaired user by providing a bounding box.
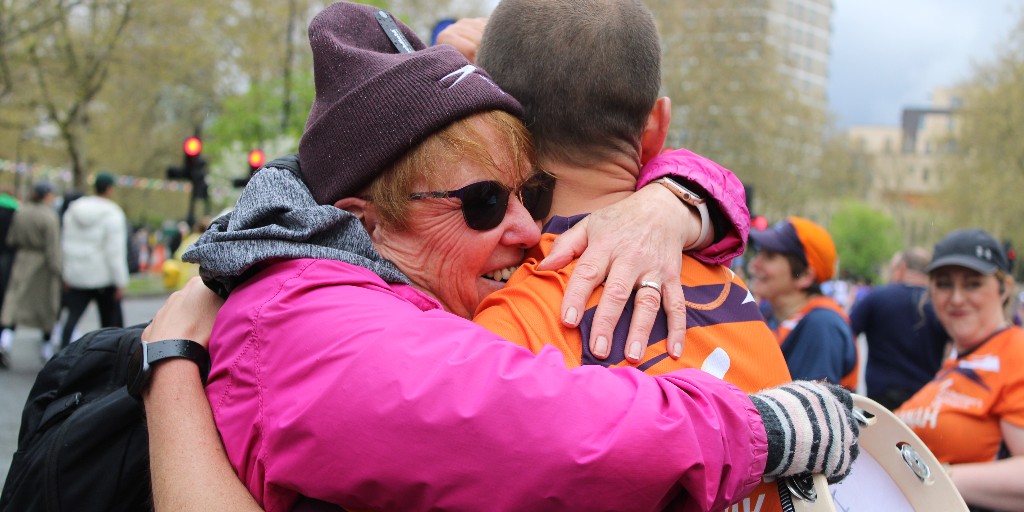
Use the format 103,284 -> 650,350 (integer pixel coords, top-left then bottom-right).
896,228 -> 1024,511
0,187 -> 18,363
60,172 -> 129,348
749,217 -> 858,389
0,182 -> 62,366
851,248 -> 949,409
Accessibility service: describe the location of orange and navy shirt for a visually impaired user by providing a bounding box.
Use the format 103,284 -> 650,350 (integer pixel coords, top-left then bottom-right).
896,326 -> 1024,464
474,215 -> 792,512
768,296 -> 859,391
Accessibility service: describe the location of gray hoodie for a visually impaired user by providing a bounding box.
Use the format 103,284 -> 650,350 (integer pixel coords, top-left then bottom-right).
183,155 -> 408,297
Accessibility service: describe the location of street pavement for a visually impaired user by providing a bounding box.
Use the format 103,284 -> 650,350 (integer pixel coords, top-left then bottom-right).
0,294 -> 168,486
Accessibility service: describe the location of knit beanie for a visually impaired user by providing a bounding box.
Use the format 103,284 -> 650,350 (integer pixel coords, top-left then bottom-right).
298,2 -> 524,205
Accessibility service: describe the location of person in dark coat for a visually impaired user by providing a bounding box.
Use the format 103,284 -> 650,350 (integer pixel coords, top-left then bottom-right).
0,182 -> 62,366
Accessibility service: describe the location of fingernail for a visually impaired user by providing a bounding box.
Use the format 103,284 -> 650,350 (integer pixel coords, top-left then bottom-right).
627,342 -> 642,361
594,336 -> 609,358
563,307 -> 578,325
671,342 -> 683,358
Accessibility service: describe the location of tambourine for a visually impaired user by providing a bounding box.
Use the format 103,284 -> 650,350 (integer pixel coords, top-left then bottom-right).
783,394 -> 968,511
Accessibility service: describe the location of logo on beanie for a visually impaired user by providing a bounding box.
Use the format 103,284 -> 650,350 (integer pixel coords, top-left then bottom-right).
441,64 -> 507,96
441,65 -> 481,89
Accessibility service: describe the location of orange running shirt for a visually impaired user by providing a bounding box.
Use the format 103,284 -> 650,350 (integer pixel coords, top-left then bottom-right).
474,215 -> 792,512
896,326 -> 1024,464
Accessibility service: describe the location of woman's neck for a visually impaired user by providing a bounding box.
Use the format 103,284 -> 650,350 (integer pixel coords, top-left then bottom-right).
770,291 -> 811,322
954,318 -> 1009,354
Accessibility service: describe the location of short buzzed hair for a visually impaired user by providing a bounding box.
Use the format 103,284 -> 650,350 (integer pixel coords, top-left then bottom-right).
898,247 -> 931,274
478,0 -> 661,167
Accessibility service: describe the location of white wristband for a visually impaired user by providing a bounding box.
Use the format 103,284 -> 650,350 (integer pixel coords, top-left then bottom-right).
653,177 -> 712,251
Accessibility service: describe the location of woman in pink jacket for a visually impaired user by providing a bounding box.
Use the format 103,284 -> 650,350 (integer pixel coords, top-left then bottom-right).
138,3 -> 858,511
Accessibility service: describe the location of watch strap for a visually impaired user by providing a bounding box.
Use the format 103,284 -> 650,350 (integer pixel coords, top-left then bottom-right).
146,339 -> 211,384
654,177 -> 712,251
127,338 -> 211,400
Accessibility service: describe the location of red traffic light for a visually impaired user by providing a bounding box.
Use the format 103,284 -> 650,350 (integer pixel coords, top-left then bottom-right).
183,137 -> 202,157
248,149 -> 266,169
752,216 -> 769,231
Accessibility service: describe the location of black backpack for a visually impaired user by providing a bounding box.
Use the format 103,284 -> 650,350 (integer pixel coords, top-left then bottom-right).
0,325 -> 151,512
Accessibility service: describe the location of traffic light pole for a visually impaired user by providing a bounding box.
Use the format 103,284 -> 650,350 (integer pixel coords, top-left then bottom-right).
167,136 -> 209,228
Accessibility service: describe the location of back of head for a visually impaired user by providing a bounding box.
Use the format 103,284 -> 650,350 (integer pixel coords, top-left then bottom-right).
478,0 -> 660,166
31,182 -> 53,203
898,247 -> 931,275
297,1 -> 522,205
94,172 -> 116,196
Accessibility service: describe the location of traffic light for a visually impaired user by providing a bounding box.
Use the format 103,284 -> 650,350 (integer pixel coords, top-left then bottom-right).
233,149 -> 266,188
165,135 -> 209,225
248,149 -> 265,174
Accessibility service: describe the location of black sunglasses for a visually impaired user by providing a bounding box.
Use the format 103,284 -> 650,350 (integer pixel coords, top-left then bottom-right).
409,172 -> 555,231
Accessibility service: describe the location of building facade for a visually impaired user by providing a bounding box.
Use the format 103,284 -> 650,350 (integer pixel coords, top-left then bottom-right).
847,89 -> 961,244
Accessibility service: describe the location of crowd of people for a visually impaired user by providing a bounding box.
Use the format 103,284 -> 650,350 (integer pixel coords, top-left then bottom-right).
0,173 -> 129,367
1,0 -> 1021,511
744,214 -> 1024,508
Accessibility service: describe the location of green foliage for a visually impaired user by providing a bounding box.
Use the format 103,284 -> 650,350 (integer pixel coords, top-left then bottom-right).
937,12 -> 1024,262
828,201 -> 902,282
206,70 -> 314,157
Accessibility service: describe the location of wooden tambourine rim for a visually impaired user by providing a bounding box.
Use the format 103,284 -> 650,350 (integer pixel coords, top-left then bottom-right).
789,394 -> 968,511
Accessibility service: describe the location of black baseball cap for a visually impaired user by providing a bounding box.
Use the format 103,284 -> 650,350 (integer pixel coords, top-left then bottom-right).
927,228 -> 1009,275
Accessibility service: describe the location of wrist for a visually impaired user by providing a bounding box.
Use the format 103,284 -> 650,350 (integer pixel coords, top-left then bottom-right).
142,358 -> 204,401
128,338 -> 211,400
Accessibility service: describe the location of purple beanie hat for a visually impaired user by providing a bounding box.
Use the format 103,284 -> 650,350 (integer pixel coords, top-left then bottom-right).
298,2 -> 524,205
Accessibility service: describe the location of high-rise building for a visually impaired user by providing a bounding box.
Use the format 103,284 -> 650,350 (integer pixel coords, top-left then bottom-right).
651,0 -> 834,218
764,0 -> 834,107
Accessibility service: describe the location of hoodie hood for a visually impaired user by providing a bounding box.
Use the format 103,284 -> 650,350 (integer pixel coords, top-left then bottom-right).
183,154 -> 408,297
65,196 -> 121,227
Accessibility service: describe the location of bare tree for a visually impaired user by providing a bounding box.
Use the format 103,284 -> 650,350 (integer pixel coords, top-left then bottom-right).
23,0 -> 136,189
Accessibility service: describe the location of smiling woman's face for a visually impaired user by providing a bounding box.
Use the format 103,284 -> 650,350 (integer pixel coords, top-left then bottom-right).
371,114 -> 542,319
929,266 -> 1007,351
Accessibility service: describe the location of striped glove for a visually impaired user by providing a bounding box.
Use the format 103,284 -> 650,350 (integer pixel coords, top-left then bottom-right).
749,381 -> 860,484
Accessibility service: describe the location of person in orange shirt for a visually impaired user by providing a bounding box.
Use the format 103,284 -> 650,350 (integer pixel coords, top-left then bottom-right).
470,1 -> 797,508
748,217 -> 859,390
896,229 -> 1024,510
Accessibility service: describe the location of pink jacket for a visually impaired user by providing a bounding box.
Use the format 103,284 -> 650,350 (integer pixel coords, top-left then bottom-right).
206,258 -> 767,512
638,148 -> 750,266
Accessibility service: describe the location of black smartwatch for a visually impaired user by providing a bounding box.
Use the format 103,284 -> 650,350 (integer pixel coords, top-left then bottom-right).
127,339 -> 211,400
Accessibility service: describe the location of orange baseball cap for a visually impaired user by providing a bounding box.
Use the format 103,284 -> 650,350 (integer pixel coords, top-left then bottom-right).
749,216 -> 837,282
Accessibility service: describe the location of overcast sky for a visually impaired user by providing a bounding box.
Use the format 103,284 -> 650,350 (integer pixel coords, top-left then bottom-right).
828,0 -> 1022,127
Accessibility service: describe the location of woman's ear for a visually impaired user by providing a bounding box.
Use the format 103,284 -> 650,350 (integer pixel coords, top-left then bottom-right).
999,274 -> 1012,299
334,197 -> 379,234
795,268 -> 817,292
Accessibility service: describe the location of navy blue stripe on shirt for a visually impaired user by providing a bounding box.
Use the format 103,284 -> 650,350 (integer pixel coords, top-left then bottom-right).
579,281 -> 765,368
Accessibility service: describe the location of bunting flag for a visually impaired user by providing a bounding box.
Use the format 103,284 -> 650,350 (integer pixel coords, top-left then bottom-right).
0,159 -> 192,193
